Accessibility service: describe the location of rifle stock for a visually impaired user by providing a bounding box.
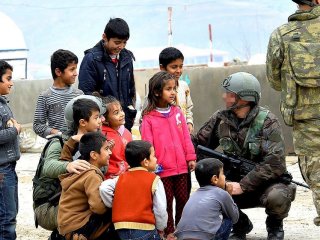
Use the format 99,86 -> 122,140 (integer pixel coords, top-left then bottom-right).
197,145 -> 309,189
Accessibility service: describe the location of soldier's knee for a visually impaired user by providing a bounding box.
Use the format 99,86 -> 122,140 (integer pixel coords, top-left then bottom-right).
265,185 -> 293,216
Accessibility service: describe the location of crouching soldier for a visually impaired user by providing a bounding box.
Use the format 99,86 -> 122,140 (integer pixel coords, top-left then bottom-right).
192,72 -> 296,240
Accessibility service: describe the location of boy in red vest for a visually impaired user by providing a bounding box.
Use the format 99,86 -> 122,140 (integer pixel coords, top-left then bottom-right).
100,140 -> 167,240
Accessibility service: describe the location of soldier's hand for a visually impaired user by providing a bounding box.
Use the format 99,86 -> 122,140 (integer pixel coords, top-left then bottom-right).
66,159 -> 91,174
188,160 -> 196,171
229,182 -> 244,195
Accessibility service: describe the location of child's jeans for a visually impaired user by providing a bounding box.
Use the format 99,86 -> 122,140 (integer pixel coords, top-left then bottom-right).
66,212 -> 119,240
117,228 -> 161,240
214,218 -> 233,240
0,162 -> 18,240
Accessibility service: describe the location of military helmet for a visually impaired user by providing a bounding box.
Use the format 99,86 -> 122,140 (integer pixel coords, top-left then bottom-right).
222,72 -> 261,104
292,0 -> 316,7
64,95 -> 106,129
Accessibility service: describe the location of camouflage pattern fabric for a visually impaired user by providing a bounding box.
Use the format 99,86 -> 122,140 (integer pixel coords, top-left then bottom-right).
34,202 -> 58,231
266,6 -> 320,225
232,183 -> 295,219
193,106 -> 287,192
298,155 -> 320,226
267,6 -> 320,123
294,119 -> 320,226
192,105 -> 293,220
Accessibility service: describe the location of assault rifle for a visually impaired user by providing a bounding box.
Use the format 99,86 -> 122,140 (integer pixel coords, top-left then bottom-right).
197,145 -> 309,189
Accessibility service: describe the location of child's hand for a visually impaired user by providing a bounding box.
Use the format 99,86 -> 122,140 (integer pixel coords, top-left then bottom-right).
50,129 -> 61,135
66,159 -> 91,174
10,118 -> 21,133
187,123 -> 194,133
157,230 -> 164,238
225,182 -> 233,195
7,119 -> 14,128
188,160 -> 196,171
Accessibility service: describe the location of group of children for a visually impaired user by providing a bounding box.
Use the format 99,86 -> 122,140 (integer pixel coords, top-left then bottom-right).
0,19 -> 239,240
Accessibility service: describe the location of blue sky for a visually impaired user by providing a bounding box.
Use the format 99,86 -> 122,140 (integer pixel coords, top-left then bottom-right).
0,0 -> 297,78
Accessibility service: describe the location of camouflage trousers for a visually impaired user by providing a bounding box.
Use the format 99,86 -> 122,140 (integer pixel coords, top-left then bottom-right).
293,119 -> 320,226
34,202 -> 58,231
232,183 -> 295,220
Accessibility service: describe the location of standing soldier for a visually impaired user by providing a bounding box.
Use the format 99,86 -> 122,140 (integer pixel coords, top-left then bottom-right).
266,0 -> 320,226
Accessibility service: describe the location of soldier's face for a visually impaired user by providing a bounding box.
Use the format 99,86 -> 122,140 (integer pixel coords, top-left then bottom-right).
223,91 -> 237,108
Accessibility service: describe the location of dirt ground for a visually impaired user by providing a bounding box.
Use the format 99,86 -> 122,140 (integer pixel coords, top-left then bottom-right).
15,153 -> 320,240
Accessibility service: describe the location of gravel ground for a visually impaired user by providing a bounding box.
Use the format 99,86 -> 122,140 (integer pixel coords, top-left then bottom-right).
15,154 -> 320,240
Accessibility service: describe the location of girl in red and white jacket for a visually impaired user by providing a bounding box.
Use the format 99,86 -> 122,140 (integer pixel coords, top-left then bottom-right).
141,71 -> 196,239
100,95 -> 132,179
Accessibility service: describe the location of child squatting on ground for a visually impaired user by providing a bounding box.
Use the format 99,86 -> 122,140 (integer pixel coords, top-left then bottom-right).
141,71 -> 196,239
57,132 -> 115,240
100,140 -> 168,240
33,96 -> 106,240
175,158 -> 239,240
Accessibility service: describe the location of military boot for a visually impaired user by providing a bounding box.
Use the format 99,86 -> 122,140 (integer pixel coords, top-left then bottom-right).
228,210 -> 253,240
266,217 -> 284,240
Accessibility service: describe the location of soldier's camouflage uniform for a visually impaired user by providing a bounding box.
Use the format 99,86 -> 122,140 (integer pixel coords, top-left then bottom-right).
192,106 -> 295,232
266,5 -> 320,226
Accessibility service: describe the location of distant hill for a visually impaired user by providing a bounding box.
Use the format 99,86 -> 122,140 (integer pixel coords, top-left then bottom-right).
0,0 -> 296,78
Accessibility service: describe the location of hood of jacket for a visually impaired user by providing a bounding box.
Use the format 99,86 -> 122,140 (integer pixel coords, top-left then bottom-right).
59,165 -> 104,191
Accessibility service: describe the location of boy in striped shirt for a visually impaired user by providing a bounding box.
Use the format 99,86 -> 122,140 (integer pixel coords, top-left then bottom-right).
33,49 -> 83,138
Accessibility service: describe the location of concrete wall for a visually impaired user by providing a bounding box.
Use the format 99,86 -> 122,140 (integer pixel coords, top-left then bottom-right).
134,65 -> 294,153
9,65 -> 294,153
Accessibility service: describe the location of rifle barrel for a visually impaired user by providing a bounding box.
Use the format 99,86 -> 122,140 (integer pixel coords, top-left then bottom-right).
291,180 -> 309,189
197,145 -> 310,189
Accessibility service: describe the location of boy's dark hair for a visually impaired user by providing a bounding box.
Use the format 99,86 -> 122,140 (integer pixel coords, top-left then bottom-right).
125,140 -> 152,168
142,71 -> 175,116
72,99 -> 100,131
0,60 -> 13,82
50,49 -> 78,79
104,18 -> 130,40
195,158 -> 223,187
159,47 -> 184,68
79,132 -> 107,161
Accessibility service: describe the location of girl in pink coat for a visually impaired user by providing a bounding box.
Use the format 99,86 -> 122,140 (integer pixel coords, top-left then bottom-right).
141,71 -> 196,239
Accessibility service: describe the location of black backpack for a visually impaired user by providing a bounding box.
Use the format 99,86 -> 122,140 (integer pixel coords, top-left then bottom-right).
32,135 -> 64,227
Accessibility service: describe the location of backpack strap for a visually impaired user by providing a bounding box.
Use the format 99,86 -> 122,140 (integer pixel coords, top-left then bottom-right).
243,107 -> 269,157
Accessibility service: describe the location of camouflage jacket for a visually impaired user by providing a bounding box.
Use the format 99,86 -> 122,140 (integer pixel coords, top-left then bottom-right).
192,106 -> 286,192
266,6 -> 320,121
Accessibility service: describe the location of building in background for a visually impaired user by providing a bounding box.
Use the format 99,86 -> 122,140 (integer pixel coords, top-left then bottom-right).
133,44 -> 229,69
0,11 -> 28,79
